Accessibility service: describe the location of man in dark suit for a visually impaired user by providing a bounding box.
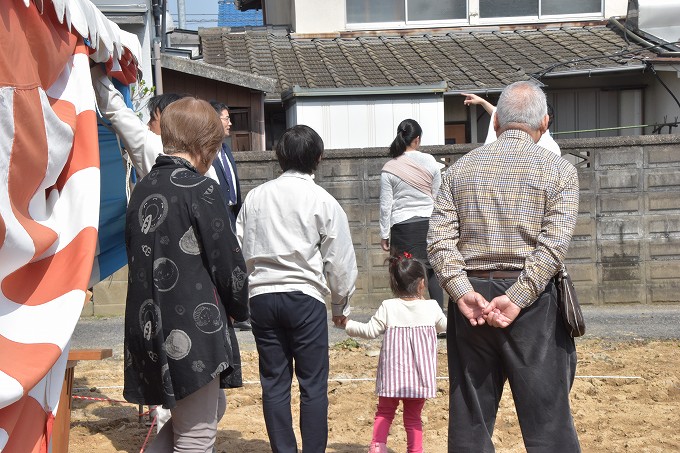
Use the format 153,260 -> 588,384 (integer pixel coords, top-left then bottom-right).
210,101 -> 242,224
210,101 -> 250,332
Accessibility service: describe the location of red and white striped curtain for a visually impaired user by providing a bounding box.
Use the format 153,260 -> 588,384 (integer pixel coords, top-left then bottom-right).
0,1 -> 137,451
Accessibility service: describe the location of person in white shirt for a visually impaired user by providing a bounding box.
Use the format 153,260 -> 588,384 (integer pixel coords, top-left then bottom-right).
341,252 -> 447,453
236,125 -> 358,453
91,65 -> 220,182
462,92 -> 562,156
380,119 -> 444,309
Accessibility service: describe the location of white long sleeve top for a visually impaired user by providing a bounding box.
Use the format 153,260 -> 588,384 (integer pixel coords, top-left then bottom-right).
345,298 -> 447,339
345,298 -> 447,398
236,171 -> 358,317
379,151 -> 442,239
91,65 -> 218,182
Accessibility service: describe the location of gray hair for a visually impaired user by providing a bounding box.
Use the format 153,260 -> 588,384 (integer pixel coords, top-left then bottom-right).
496,81 -> 548,131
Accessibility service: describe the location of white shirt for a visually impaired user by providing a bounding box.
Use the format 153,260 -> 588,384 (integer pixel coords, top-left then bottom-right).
345,298 -> 447,337
379,151 -> 442,239
92,65 -> 219,182
485,107 -> 561,156
236,171 -> 358,316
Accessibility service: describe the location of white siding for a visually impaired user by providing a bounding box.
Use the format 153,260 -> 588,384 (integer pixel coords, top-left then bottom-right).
288,96 -> 445,149
644,68 -> 680,136
295,0 -> 345,34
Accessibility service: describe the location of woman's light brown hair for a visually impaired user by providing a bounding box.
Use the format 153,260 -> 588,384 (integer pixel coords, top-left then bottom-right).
160,97 -> 224,170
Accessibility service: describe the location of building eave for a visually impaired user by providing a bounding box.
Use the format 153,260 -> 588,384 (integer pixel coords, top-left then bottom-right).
281,82 -> 448,101
160,54 -> 277,93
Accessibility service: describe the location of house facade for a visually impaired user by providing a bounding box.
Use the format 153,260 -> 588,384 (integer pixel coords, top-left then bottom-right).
219,0 -> 680,149
259,0 -> 627,35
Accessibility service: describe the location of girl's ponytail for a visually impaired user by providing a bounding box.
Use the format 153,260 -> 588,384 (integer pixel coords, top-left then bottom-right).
387,252 -> 427,298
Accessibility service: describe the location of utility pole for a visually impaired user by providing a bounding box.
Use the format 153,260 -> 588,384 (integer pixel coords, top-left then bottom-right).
177,0 -> 186,29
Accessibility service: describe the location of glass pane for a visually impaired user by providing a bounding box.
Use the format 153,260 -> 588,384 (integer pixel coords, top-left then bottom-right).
408,0 -> 466,21
542,0 -> 601,15
347,0 -> 405,23
480,0 -> 537,18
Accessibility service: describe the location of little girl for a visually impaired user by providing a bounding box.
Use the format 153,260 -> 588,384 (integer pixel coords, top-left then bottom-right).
341,252 -> 447,453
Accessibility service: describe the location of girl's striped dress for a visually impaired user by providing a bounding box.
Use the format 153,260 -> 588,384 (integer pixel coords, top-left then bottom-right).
345,298 -> 447,399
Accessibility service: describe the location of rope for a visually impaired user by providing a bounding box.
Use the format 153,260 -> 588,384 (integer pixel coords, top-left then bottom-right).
74,374 -> 643,394
551,124 -> 656,135
139,415 -> 157,453
71,395 -> 154,417
72,395 -> 129,404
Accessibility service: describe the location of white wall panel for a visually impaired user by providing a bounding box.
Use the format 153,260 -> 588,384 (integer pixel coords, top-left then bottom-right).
329,102 -> 350,149
346,101 -> 371,148
289,95 -> 445,149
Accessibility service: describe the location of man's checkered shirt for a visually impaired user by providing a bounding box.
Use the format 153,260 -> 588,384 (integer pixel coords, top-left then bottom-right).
427,129 -> 579,308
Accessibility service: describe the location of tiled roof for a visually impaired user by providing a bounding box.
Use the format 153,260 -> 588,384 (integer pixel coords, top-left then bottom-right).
199,24 -> 655,98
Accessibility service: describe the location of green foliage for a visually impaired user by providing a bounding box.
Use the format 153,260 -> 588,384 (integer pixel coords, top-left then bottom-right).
131,79 -> 155,117
334,338 -> 361,350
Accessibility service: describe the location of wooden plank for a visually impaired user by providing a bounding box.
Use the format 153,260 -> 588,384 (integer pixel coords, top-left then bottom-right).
67,348 -> 112,361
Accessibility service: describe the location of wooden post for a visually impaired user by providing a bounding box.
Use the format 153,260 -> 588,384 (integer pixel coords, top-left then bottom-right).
51,349 -> 113,453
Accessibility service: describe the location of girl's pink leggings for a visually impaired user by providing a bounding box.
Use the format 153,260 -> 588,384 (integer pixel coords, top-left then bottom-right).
371,396 -> 426,453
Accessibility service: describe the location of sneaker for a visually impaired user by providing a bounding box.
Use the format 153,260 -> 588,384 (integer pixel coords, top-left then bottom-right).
368,442 -> 387,453
233,320 -> 252,331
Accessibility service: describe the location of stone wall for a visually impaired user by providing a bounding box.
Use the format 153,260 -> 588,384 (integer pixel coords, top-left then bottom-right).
89,134 -> 680,315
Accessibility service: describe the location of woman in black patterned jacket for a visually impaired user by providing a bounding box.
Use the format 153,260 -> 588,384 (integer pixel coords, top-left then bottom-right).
123,97 -> 249,452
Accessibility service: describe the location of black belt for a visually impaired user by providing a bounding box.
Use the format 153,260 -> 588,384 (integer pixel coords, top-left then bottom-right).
467,270 -> 522,279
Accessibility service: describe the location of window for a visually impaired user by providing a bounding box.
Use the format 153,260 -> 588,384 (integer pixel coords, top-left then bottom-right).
347,0 -> 602,25
408,0 -> 466,22
346,0 -> 405,24
479,0 -> 536,18
346,0 -> 466,24
480,0 -> 601,18
542,0 -> 601,16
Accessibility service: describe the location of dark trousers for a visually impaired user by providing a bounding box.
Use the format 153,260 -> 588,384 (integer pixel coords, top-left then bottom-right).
390,219 -> 445,306
447,278 -> 580,453
250,292 -> 329,453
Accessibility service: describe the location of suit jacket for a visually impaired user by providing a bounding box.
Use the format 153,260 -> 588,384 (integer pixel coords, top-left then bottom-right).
212,143 -> 242,223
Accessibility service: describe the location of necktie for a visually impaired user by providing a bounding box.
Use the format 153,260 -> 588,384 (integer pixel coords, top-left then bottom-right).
219,148 -> 237,205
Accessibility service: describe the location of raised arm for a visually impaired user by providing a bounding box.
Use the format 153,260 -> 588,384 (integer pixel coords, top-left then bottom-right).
91,65 -> 161,178
461,93 -> 495,115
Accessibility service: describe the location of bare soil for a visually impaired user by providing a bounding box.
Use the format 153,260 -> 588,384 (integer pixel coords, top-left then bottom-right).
68,339 -> 680,452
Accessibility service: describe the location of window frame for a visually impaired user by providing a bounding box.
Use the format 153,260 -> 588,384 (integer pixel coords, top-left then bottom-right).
345,0 -> 604,30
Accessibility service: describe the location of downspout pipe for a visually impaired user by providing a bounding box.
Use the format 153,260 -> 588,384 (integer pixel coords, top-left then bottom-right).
151,0 -> 164,94
153,40 -> 164,95
608,17 -> 680,57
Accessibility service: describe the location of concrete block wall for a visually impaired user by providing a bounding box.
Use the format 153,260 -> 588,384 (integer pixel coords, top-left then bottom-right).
550,135 -> 680,306
88,133 -> 680,315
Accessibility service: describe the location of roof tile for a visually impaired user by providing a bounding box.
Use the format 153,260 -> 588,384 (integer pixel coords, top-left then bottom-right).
199,24 -> 656,97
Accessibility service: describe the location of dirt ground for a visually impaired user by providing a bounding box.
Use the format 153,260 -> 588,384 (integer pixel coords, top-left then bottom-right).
68,339 -> 680,452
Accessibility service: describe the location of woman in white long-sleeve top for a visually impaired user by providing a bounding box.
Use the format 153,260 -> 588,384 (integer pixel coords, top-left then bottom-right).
380,119 -> 444,308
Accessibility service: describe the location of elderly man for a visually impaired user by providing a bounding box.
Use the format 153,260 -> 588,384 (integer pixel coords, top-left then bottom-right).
428,81 -> 581,452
